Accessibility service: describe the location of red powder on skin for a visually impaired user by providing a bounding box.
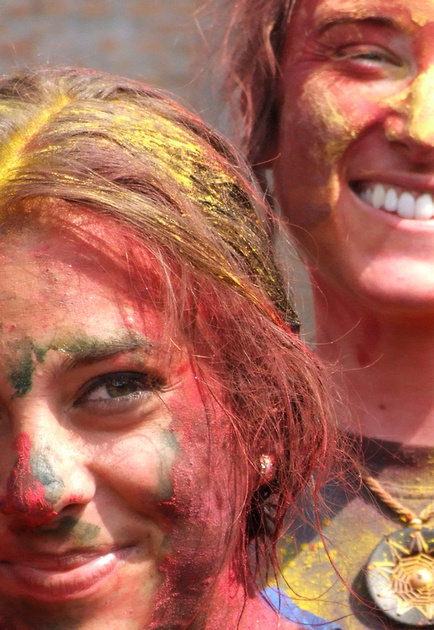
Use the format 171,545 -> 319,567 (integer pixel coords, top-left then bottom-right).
0,432 -> 58,527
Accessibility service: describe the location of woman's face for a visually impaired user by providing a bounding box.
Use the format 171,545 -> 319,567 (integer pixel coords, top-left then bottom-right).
0,209 -> 240,629
274,0 -> 434,313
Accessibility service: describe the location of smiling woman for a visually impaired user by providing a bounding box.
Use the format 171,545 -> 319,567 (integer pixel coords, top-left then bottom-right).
212,0 -> 434,627
0,67 -> 339,630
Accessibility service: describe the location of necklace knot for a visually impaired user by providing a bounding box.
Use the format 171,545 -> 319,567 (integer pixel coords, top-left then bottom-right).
409,517 -> 423,529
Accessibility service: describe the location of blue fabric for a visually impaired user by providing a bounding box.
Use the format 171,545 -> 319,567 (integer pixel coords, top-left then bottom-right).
263,587 -> 342,629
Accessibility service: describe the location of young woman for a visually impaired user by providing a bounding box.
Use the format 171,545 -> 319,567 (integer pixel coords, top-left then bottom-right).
0,67 -> 339,630
211,0 -> 434,627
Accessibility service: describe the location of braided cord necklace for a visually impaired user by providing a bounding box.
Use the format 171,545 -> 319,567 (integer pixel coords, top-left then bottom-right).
361,468 -> 434,626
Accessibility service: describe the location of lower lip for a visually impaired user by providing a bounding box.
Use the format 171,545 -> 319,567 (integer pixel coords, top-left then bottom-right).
0,548 -> 133,602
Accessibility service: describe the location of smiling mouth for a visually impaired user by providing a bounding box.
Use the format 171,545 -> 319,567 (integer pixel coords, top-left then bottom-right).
354,182 -> 434,220
0,547 -> 133,602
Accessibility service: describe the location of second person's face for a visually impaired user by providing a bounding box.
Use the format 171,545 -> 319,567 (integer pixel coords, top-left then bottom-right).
274,0 -> 434,315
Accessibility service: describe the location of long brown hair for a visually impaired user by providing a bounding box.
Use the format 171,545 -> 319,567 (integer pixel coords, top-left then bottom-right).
0,66 -> 337,586
202,0 -> 295,163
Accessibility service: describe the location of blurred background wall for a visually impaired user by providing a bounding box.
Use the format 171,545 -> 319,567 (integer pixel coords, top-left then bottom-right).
0,0 -> 314,338
0,1 -> 202,101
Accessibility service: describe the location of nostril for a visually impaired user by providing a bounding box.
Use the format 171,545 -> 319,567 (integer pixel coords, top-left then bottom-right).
384,110 -> 434,160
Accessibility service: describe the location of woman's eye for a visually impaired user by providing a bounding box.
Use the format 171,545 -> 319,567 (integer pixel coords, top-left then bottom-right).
334,45 -> 401,68
76,372 -> 160,408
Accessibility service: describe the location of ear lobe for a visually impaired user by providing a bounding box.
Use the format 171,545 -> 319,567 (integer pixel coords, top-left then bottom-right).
259,454 -> 276,485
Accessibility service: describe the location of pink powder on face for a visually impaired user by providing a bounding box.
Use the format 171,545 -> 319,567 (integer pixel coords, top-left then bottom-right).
0,432 -> 58,527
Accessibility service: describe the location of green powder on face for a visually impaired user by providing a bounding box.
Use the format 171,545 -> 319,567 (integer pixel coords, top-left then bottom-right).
33,343 -> 49,364
29,448 -> 65,504
8,331 -> 152,398
39,515 -> 101,543
9,347 -> 35,398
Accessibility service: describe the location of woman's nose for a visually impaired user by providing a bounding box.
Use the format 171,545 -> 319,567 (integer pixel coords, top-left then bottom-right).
0,432 -> 58,526
384,67 -> 434,158
0,427 -> 95,528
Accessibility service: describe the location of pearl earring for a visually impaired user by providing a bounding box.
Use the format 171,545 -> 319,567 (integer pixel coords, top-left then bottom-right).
259,454 -> 276,484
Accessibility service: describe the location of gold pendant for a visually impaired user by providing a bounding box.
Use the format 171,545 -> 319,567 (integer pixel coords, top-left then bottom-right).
366,527 -> 434,626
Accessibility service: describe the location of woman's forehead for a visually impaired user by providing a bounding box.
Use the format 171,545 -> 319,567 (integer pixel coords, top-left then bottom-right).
0,234 -> 185,387
294,0 -> 434,30
0,204 -> 157,312
0,200 -> 157,282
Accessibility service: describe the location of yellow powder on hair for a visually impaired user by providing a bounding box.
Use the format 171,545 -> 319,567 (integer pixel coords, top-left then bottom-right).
0,94 -> 70,191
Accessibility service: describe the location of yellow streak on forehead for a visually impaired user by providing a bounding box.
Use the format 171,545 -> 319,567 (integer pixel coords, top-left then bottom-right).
0,93 -> 71,190
313,0 -> 434,28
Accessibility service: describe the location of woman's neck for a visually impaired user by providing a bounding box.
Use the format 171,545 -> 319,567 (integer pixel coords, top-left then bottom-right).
310,276 -> 434,446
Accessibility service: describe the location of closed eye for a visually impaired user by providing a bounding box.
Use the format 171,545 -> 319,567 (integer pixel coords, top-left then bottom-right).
335,44 -> 401,66
330,43 -> 406,81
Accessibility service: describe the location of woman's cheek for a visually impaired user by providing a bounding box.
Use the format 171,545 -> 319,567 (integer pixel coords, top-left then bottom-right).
109,427 -> 178,507
301,74 -> 368,164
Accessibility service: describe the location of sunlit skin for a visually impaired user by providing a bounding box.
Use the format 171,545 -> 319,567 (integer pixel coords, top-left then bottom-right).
0,207 -> 288,630
272,0 -> 434,444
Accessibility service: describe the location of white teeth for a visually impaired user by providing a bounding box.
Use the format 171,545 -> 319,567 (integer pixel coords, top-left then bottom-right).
358,184 -> 434,219
397,192 -> 415,218
384,188 -> 398,212
414,193 -> 434,220
372,184 -> 386,208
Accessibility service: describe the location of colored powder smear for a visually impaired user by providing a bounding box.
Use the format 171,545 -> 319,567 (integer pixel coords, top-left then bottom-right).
0,432 -> 58,526
9,350 -> 35,398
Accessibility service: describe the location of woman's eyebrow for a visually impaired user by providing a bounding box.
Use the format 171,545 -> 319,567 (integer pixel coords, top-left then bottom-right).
315,13 -> 398,35
55,334 -> 154,369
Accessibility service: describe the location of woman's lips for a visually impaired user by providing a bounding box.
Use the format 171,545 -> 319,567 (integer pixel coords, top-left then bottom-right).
0,547 -> 133,601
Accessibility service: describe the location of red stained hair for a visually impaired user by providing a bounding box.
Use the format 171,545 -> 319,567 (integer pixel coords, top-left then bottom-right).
0,66 -> 340,590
